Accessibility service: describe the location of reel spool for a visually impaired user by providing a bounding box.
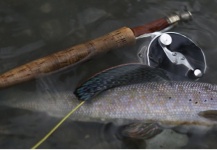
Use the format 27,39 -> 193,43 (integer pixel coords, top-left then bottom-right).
138,32 -> 206,80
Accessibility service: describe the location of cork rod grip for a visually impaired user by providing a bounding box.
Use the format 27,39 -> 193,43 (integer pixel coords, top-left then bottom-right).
0,27 -> 136,88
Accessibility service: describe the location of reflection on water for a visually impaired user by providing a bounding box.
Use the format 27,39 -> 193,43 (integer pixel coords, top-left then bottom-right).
0,0 -> 217,148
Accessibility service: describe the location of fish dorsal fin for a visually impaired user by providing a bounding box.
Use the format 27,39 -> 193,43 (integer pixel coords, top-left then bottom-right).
198,110 -> 217,121
74,63 -> 170,100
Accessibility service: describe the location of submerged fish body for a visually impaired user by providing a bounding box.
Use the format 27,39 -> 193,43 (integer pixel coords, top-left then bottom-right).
2,64 -> 217,127
71,64 -> 217,126
3,81 -> 217,127
73,81 -> 217,126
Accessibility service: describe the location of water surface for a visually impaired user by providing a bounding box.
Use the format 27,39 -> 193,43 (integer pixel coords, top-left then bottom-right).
0,0 -> 217,148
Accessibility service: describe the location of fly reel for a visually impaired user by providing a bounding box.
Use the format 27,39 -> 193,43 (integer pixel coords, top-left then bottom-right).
138,32 -> 206,80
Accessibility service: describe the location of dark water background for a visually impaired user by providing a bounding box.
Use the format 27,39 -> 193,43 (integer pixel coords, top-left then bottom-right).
0,0 -> 217,148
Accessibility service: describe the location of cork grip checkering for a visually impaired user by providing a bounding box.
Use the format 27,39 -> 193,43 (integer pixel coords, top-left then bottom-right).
0,27 -> 136,88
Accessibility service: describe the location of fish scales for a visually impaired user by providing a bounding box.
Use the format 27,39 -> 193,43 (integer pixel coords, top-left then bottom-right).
2,81 -> 217,126
72,81 -> 217,125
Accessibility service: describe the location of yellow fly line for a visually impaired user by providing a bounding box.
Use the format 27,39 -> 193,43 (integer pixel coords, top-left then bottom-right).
31,101 -> 85,149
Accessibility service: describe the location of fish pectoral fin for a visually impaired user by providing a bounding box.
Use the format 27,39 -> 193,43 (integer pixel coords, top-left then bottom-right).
198,110 -> 217,121
117,122 -> 163,140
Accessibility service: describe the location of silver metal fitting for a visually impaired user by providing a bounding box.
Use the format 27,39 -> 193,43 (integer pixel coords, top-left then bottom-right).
158,33 -> 194,71
194,69 -> 202,77
167,11 -> 192,24
179,11 -> 192,21
167,14 -> 180,24
159,33 -> 172,46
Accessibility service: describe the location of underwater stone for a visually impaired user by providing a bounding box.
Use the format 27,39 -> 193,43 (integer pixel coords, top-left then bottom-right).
146,129 -> 188,149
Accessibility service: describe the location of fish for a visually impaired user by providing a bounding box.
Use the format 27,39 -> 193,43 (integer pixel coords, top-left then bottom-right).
1,64 -> 217,128
74,81 -> 217,126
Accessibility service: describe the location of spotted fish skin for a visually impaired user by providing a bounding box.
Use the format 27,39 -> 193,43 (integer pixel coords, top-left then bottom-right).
2,81 -> 217,126
72,81 -> 217,126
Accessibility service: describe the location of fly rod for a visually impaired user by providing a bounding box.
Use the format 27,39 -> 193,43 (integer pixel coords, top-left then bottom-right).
0,11 -> 192,89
